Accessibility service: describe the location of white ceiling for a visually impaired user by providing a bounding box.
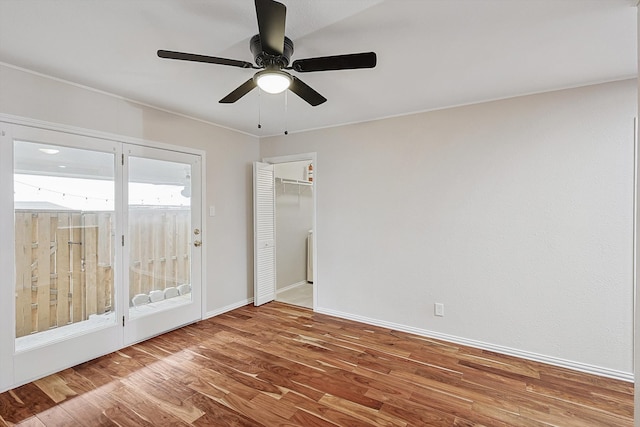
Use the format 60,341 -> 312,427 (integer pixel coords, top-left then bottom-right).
0,0 -> 636,137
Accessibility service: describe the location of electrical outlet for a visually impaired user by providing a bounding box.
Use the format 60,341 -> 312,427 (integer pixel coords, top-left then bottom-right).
434,303 -> 444,317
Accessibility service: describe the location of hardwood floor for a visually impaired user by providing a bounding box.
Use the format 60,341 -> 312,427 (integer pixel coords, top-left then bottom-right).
0,302 -> 633,426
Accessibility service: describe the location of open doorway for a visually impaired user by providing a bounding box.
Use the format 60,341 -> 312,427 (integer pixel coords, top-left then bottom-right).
273,160 -> 314,308
253,153 -> 317,310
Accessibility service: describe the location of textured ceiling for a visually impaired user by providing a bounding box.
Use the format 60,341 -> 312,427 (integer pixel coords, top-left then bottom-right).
0,0 -> 636,137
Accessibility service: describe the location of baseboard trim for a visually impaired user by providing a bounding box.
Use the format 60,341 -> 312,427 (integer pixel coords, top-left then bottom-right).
204,298 -> 254,320
276,281 -> 308,295
315,306 -> 633,383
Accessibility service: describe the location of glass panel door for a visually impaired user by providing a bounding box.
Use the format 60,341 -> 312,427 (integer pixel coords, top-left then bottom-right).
9,125 -> 123,385
123,146 -> 201,345
3,122 -> 203,389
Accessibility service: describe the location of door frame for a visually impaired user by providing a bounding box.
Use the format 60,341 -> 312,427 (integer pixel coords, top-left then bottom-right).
0,114 -> 207,392
262,152 -> 317,311
0,126 -> 15,391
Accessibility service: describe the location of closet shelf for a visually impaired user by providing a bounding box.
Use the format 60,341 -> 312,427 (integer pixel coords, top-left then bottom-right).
276,178 -> 313,186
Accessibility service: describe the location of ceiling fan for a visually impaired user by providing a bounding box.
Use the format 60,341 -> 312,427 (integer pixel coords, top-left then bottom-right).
157,0 -> 377,107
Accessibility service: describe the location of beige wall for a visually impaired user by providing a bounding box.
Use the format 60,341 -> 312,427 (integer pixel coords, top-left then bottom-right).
1,61 -> 636,381
0,63 -> 260,314
262,79 -> 637,378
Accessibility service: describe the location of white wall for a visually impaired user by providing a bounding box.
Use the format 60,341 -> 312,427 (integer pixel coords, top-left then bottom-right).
261,79 -> 637,377
0,63 -> 260,315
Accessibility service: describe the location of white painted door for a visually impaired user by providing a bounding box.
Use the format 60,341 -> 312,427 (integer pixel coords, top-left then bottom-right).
123,145 -> 202,345
1,122 -> 203,389
5,124 -> 124,387
254,162 -> 276,306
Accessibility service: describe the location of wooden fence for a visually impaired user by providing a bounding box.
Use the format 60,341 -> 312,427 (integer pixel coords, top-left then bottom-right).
14,208 -> 190,339
128,208 -> 191,299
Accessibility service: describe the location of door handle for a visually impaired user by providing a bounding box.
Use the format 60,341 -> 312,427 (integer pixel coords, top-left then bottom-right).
194,240 -> 202,247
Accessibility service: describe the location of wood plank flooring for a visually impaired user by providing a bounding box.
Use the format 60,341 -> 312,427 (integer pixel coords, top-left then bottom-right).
0,302 -> 633,426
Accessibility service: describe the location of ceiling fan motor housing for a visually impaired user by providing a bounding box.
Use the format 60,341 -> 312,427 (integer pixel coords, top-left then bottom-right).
250,34 -> 294,68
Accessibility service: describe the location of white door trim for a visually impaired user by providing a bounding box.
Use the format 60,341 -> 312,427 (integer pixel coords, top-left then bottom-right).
0,127 -> 15,390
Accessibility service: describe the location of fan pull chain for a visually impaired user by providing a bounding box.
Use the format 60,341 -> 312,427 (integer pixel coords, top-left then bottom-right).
284,90 -> 288,135
257,88 -> 262,129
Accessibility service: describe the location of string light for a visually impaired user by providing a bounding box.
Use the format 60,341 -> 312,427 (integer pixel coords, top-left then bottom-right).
15,180 -> 114,204
15,179 -> 190,207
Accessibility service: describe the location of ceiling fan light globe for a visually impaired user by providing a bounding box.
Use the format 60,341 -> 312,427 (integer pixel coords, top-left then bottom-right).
255,70 -> 292,94
39,148 -> 60,155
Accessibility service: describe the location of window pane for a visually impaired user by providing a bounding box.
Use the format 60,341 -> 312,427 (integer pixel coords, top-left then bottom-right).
128,156 -> 192,320
14,141 -> 116,350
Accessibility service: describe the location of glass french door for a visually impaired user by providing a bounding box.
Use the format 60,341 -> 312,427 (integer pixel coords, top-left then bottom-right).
123,145 -> 201,345
2,123 -> 202,388
8,125 -> 123,386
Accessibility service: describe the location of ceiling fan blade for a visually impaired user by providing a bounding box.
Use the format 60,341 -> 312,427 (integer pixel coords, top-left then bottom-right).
219,78 -> 257,103
158,50 -> 255,69
255,0 -> 286,56
291,52 -> 377,73
289,77 -> 326,107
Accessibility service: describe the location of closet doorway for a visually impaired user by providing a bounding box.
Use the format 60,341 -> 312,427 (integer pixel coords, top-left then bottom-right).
253,153 -> 316,310
274,160 -> 314,309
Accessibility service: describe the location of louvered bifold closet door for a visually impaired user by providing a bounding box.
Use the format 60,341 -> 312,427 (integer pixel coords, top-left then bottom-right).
253,162 -> 276,306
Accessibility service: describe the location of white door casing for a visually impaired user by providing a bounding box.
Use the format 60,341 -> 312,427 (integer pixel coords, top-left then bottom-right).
1,126 -> 16,390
